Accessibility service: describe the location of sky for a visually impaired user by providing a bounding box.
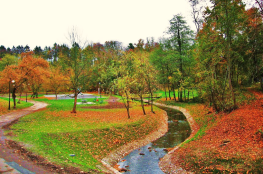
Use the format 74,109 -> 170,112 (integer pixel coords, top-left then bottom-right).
0,0 -> 254,49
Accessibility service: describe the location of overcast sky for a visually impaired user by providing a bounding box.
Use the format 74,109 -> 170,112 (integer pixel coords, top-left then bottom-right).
0,0 -> 254,49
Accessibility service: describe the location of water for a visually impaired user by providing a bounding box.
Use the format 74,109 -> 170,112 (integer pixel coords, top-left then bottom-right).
117,106 -> 191,174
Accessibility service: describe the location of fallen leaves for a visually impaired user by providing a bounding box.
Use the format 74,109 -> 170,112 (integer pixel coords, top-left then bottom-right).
10,102 -> 163,171
171,90 -> 263,172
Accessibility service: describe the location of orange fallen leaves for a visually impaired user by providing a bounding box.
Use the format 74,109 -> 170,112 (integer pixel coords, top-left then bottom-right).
172,90 -> 263,172
46,106 -> 155,125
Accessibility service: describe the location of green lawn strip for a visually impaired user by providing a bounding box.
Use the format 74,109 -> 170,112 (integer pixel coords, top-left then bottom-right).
0,97 -> 33,116
33,97 -> 109,111
155,89 -> 199,100
8,106 -> 159,172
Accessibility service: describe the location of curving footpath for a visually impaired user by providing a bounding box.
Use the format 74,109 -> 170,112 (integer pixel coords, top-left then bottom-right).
0,100 -> 50,174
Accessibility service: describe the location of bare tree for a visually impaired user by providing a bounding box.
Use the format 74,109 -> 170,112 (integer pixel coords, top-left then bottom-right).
61,27 -> 90,113
189,0 -> 204,33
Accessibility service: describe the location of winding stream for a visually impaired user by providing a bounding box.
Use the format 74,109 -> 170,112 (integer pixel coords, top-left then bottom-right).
117,106 -> 191,173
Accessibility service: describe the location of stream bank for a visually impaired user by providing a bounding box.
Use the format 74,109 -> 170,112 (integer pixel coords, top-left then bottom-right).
117,106 -> 191,173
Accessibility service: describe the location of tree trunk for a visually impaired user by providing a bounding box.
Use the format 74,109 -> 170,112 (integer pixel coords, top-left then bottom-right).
188,89 -> 190,101
168,83 -> 171,100
18,92 -> 22,104
184,89 -> 186,101
55,91 -> 58,100
125,91 -> 130,119
172,84 -> 176,102
150,90 -> 154,114
72,90 -> 78,113
179,88 -> 183,102
12,88 -> 16,109
225,1 -> 236,110
139,91 -> 146,115
178,88 -> 180,101
164,84 -> 167,101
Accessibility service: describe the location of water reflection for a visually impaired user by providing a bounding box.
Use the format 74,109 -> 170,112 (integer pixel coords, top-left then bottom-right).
117,107 -> 191,174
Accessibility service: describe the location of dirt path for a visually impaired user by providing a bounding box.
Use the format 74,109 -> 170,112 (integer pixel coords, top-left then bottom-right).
0,100 -> 54,174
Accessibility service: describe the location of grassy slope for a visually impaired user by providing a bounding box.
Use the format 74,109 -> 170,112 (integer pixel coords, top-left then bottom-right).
0,97 -> 33,116
7,96 -> 162,172
159,89 -> 263,173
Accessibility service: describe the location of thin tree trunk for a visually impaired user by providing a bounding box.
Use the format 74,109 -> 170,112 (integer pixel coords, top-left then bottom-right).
125,91 -> 130,119
12,88 -> 16,109
173,84 -> 176,102
18,92 -> 22,104
188,89 -> 190,101
150,91 -> 154,113
178,88 -> 180,101
72,90 -> 77,113
225,1 -> 236,109
164,84 -> 167,101
168,83 -> 171,100
139,91 -> 146,115
184,89 -> 186,101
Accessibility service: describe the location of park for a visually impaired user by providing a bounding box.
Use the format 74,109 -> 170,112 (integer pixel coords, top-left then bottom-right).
1,0 -> 263,173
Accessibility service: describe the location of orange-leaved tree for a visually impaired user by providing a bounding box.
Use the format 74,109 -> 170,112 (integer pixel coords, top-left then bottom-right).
0,51 -> 49,108
43,66 -> 69,100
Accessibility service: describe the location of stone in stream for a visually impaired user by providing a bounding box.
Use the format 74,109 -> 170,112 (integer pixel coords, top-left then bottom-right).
119,168 -> 128,172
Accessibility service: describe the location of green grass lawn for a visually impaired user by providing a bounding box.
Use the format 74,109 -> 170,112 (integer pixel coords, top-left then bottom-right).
34,97 -> 109,111
155,89 -> 199,100
0,97 -> 33,116
6,96 -> 161,172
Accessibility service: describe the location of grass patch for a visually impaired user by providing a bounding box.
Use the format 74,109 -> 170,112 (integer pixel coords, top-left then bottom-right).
0,97 -> 33,116
155,89 -> 199,100
34,97 -> 109,111
7,98 -> 162,172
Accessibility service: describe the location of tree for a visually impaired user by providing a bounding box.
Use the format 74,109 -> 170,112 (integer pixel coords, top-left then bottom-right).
0,51 -> 49,108
255,0 -> 263,15
189,0 -> 204,33
43,66 -> 69,100
166,15 -> 195,101
195,0 -> 248,111
113,51 -> 136,118
127,43 -> 135,50
0,45 -> 7,58
134,50 -> 157,114
59,28 -> 90,113
0,54 -> 18,71
33,46 -> 43,56
242,7 -> 263,89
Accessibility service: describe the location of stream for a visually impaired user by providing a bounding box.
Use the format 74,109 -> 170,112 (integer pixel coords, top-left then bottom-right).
117,106 -> 191,174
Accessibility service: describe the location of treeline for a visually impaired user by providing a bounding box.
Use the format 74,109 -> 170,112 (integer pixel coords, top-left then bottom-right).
1,0 -> 263,115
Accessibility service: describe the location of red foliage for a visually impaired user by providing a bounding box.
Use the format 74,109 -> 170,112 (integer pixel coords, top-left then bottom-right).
172,90 -> 263,172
